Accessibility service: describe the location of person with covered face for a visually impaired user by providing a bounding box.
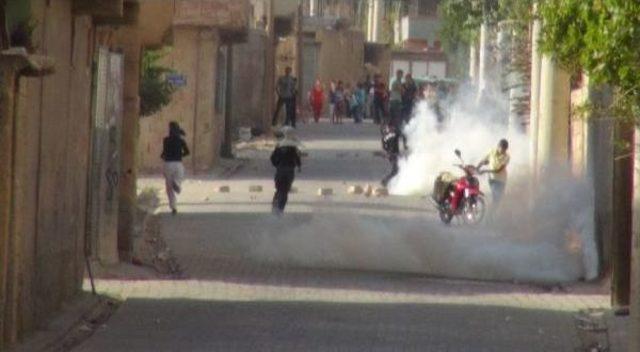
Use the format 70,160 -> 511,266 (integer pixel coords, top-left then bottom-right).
477,139 -> 510,206
381,123 -> 401,187
270,127 -> 302,215
161,121 -> 190,215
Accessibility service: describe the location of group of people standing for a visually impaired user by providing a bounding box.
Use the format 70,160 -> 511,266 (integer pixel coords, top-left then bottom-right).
306,70 -> 425,128
309,79 -> 369,124
273,66 -> 439,130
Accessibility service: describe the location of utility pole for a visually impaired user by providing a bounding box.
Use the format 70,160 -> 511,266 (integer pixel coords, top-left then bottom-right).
220,43 -> 234,158
612,121 -> 634,309
630,125 -> 640,351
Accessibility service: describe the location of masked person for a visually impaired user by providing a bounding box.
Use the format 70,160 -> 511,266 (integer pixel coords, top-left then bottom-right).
478,139 -> 510,206
161,121 -> 190,215
381,124 -> 400,187
270,127 -> 302,215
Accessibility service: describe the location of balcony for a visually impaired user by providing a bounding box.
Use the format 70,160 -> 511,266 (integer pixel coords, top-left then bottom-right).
173,0 -> 250,35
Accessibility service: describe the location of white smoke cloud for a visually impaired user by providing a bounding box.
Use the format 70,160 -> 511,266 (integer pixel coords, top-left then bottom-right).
246,84 -> 598,283
388,85 -> 529,196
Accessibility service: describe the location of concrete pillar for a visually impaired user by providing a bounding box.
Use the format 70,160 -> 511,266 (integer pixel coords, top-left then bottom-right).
116,26 -> 141,257
477,21 -> 492,99
366,0 -> 374,42
469,39 -> 479,85
372,0 -> 384,43
529,15 -> 542,178
309,0 -> 317,17
536,55 -> 570,175
631,127 -> 640,351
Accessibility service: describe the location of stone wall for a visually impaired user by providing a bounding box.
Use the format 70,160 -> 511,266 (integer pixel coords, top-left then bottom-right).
0,0 -> 95,346
316,29 -> 366,85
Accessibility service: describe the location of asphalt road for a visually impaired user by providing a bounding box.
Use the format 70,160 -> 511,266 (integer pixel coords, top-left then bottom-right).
75,120 -> 610,352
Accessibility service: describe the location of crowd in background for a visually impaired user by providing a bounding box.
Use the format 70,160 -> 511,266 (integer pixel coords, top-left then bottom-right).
306,70 -> 448,130
272,66 -> 452,130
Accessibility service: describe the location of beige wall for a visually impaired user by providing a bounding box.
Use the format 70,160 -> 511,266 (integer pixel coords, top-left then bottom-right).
0,0 -> 95,346
231,30 -> 271,132
316,29 -> 366,85
138,0 -> 175,46
138,28 -> 222,173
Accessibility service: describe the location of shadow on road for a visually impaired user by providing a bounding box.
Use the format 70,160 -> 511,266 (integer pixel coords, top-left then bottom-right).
74,299 -> 579,352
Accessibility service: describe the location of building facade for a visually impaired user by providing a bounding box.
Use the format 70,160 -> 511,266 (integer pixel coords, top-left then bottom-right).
0,0 -> 139,348
137,0 -> 251,173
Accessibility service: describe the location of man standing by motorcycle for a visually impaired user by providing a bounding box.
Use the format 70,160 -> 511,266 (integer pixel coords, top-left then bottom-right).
477,139 -> 510,206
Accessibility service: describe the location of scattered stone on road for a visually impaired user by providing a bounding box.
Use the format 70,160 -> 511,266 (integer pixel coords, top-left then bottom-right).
317,187 -> 333,196
348,185 -> 364,195
215,186 -> 230,193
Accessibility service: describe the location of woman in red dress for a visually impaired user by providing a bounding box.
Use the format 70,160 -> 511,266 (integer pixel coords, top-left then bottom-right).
309,79 -> 325,123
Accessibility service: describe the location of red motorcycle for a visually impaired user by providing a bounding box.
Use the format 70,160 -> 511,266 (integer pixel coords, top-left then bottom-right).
432,150 -> 487,225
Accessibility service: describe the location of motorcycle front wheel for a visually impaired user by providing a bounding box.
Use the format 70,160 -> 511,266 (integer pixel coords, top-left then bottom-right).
462,196 -> 486,225
438,200 -> 454,225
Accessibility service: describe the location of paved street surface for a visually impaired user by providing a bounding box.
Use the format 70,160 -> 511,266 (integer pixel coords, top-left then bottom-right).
77,120 -> 611,351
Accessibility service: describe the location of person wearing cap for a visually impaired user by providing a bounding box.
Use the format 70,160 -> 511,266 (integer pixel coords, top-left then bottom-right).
161,121 -> 190,215
478,139 -> 510,206
270,127 -> 302,215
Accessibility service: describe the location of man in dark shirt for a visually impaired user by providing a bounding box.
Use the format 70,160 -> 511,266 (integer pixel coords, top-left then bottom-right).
401,72 -> 417,122
270,127 -> 302,215
272,67 -> 298,128
161,121 -> 190,215
381,124 -> 400,187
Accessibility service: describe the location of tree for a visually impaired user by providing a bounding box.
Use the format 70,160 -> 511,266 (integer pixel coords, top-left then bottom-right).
139,49 -> 176,117
437,0 -> 530,78
538,0 -> 640,118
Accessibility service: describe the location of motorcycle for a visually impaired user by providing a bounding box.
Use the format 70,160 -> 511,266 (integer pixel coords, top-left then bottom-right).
433,149 -> 487,225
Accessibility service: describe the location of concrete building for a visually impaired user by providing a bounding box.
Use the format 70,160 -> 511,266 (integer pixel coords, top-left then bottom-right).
137,0 -> 251,173
0,0 -> 140,348
390,0 -> 448,79
229,0 -> 276,135
299,0 -> 366,110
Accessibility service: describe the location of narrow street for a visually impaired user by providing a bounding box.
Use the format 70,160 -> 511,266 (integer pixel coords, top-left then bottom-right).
74,121 -> 611,352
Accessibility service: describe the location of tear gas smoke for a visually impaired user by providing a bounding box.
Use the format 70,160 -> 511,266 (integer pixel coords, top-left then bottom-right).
248,85 -> 598,283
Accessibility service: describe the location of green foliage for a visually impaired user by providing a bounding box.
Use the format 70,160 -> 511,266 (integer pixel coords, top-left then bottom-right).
437,0 -> 532,78
438,0 -> 483,52
140,49 -> 176,117
539,0 -> 640,119
438,0 -> 532,50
